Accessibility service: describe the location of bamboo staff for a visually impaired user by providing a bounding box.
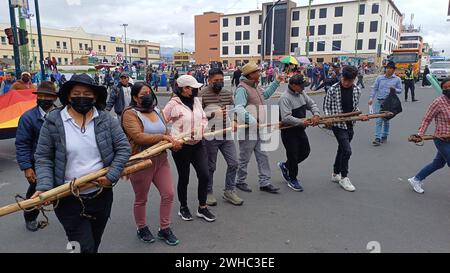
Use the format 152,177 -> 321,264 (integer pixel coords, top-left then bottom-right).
0,160 -> 153,218
409,134 -> 450,143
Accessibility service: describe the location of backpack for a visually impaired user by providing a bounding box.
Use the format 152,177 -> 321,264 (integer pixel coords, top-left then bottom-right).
381,88 -> 403,120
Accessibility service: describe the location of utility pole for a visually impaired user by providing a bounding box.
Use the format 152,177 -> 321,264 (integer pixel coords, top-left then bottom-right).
34,0 -> 46,80
270,0 -> 275,67
9,0 -> 21,77
19,10 -> 30,72
355,0 -> 361,57
29,14 -> 36,71
306,0 -> 313,59
121,24 -> 128,64
180,32 -> 185,53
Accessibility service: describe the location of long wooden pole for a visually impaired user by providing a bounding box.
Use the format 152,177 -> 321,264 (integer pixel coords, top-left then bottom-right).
0,160 -> 153,217
409,134 -> 450,142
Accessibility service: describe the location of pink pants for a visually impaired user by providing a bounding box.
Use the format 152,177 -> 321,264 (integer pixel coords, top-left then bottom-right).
130,153 -> 174,230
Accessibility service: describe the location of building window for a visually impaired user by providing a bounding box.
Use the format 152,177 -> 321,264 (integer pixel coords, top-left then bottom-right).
56,41 -> 61,49
116,47 -> 124,52
384,40 -> 387,50
57,57 -> 62,64
223,46 -> 228,55
235,32 -> 242,41
290,43 -> 298,53
132,48 -> 139,54
291,27 -> 299,37
103,45 -> 106,51
332,40 -> 341,51
209,34 -> 218,37
372,3 -> 379,14
236,17 -> 242,26
258,44 -> 261,54
235,46 -> 241,55
244,16 -> 250,25
243,31 -> 250,40
85,44 -> 89,50
223,32 -> 229,41
1,36 -> 6,44
79,43 -> 83,50
317,58 -> 324,63
63,42 -> 67,49
369,39 -> 377,50
209,20 -> 218,23
64,58 -> 69,65
32,39 -> 36,47
243,45 -> 250,54
292,11 -> 300,21
98,45 -> 102,51
307,25 -> 315,36
318,25 -> 326,35
319,8 -> 327,18
333,24 -> 342,34
335,6 -> 343,17
356,39 -> 363,50
317,41 -> 325,51
310,9 -> 315,19
370,21 -> 378,32
258,30 -> 262,39
210,48 -> 218,51
223,18 -> 229,27
386,22 -> 388,33
259,15 -> 262,24
309,42 -> 314,52
357,22 -> 364,33
359,4 -> 365,15
3,55 -> 8,59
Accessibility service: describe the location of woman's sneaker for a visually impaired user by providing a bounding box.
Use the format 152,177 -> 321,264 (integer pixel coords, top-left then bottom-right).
278,162 -> 290,183
158,228 -> 180,246
178,206 -> 193,221
197,207 -> 216,222
288,179 -> 304,192
137,226 -> 155,243
408,177 -> 424,194
339,177 -> 356,192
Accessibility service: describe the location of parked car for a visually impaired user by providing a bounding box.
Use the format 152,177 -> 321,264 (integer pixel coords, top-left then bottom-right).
429,61 -> 450,81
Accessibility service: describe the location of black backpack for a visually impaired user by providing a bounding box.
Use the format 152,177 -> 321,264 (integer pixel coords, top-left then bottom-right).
381,88 -> 403,120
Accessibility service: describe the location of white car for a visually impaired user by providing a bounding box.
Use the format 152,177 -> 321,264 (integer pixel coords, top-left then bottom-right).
429,61 -> 450,81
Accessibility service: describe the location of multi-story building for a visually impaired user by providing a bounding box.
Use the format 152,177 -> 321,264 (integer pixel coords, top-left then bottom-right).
195,0 -> 403,67
173,52 -> 195,66
0,24 -> 160,68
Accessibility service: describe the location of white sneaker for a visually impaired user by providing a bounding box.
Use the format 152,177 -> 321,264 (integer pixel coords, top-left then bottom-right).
408,177 -> 424,194
331,174 -> 342,183
339,177 -> 356,192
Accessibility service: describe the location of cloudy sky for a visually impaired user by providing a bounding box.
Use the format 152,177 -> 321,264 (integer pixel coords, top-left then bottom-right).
1,0 -> 449,56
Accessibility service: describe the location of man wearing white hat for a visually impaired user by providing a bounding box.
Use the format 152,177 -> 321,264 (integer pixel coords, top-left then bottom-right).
10,72 -> 36,91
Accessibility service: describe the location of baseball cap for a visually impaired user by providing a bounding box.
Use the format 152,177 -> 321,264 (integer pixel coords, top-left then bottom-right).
177,75 -> 203,88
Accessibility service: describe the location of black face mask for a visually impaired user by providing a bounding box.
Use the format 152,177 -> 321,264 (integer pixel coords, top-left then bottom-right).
212,82 -> 224,93
37,99 -> 54,111
191,88 -> 199,98
70,97 -> 95,115
443,89 -> 450,99
140,94 -> 154,110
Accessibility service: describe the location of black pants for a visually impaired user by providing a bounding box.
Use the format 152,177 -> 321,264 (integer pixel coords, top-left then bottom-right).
357,76 -> 365,88
24,181 -> 40,222
281,129 -> 311,180
332,127 -> 354,178
172,141 -> 209,207
405,80 -> 415,100
54,188 -> 113,253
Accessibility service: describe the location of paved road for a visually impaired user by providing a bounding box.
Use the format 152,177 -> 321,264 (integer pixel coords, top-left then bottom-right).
0,79 -> 449,253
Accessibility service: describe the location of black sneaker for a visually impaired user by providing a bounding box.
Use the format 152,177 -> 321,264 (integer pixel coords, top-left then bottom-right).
178,206 -> 193,221
137,226 -> 155,243
196,207 -> 216,222
236,183 -> 252,193
158,228 -> 180,246
372,138 -> 381,146
25,220 -> 39,232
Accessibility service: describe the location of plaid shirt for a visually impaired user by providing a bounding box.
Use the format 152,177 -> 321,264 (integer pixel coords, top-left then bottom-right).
323,82 -> 361,130
418,95 -> 450,137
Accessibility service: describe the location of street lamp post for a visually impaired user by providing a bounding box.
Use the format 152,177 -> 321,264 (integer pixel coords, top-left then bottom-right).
355,0 -> 361,57
29,13 -> 36,71
34,0 -> 46,80
180,32 -> 185,53
306,0 -> 313,59
121,24 -> 128,64
270,0 -> 275,67
260,0 -> 282,65
9,0 -> 21,77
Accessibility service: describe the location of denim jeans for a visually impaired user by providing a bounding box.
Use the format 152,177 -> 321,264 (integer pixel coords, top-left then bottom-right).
237,138 -> 271,187
204,140 -> 238,192
374,99 -> 390,139
415,140 -> 450,181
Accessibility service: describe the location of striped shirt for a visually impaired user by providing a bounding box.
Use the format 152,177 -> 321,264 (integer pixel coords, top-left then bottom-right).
199,86 -> 234,131
418,95 -> 450,137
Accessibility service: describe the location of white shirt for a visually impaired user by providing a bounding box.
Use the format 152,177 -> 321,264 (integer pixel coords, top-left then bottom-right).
123,86 -> 132,108
60,107 -> 104,195
38,107 -> 46,119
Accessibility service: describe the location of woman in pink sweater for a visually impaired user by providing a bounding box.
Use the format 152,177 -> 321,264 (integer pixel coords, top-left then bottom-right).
163,75 -> 216,223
